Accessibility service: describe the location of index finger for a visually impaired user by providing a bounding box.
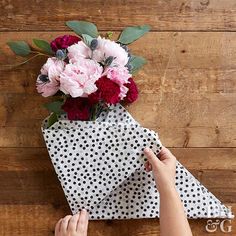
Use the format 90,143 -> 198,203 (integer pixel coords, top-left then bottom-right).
76,209 -> 89,233
158,146 -> 174,161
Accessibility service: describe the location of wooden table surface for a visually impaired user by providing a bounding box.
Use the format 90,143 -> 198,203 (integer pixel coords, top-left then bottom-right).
0,1 -> 236,235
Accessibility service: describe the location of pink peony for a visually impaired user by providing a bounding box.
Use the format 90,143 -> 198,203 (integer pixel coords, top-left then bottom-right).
92,36 -> 129,66
36,57 -> 65,97
60,59 -> 103,98
67,41 -> 91,63
50,35 -> 81,52
103,66 -> 131,86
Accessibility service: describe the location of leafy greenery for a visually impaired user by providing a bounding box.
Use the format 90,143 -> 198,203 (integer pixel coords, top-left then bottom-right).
33,39 -> 54,55
118,25 -> 151,44
66,21 -> 98,38
44,100 -> 65,115
82,34 -> 94,47
7,41 -> 31,56
129,55 -> 147,73
48,112 -> 58,127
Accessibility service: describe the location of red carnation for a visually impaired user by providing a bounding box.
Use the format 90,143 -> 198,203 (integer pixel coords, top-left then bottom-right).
62,97 -> 91,121
123,78 -> 139,103
50,35 -> 81,52
89,76 -> 121,105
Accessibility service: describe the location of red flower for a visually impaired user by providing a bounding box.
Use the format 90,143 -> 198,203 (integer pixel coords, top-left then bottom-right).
89,76 -> 121,105
50,35 -> 81,52
62,97 -> 91,121
123,78 -> 139,103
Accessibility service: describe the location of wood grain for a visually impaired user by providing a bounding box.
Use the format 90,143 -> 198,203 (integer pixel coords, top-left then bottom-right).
0,1 -> 236,235
0,205 -> 235,236
1,32 -> 236,147
1,0 -> 236,31
1,147 -> 235,171
0,169 -> 235,204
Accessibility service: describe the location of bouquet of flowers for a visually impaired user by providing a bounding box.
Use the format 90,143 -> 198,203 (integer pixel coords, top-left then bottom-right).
7,21 -> 150,126
6,21 -> 233,220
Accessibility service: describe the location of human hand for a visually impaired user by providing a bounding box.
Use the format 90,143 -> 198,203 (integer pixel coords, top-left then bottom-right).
55,209 -> 89,236
144,146 -> 176,193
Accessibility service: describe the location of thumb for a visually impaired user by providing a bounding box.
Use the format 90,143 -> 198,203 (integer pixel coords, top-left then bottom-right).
144,147 -> 162,168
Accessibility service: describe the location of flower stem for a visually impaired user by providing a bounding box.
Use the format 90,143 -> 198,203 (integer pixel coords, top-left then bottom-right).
91,104 -> 98,121
0,52 -> 49,71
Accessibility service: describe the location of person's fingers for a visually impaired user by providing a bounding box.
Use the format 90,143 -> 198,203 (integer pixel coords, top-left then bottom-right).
68,212 -> 80,232
158,146 -> 176,161
60,215 -> 72,233
77,209 -> 89,234
55,218 -> 62,234
144,147 -> 162,168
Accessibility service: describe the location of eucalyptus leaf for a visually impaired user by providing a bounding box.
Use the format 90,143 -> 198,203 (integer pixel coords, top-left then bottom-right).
7,41 -> 31,56
44,101 -> 65,115
129,55 -> 147,73
118,25 -> 151,45
48,112 -> 58,127
33,39 -> 53,54
82,34 -> 94,47
66,20 -> 98,38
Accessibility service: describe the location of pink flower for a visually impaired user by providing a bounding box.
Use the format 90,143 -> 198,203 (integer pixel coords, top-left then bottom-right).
67,41 -> 91,63
104,66 -> 131,86
119,85 -> 129,99
36,57 -> 65,97
50,35 -> 81,52
60,59 -> 103,98
92,37 -> 129,66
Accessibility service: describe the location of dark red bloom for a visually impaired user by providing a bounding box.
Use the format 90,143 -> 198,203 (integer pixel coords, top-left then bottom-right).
62,97 -> 91,121
89,76 -> 121,105
123,78 -> 139,103
50,35 -> 81,52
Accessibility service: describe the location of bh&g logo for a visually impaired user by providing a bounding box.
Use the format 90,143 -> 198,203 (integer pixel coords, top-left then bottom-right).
205,219 -> 232,233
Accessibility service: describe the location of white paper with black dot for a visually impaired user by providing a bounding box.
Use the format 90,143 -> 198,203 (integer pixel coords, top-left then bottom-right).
42,104 -> 233,219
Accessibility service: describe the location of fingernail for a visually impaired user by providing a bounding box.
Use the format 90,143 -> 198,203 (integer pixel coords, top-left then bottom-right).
81,208 -> 87,212
144,147 -> 150,153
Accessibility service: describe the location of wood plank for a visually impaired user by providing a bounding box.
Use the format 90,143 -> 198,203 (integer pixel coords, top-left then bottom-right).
0,169 -> 235,204
1,32 -> 236,147
0,92 -> 236,147
0,204 -> 235,236
0,147 -> 236,171
1,0 -> 236,31
2,32 -> 236,69
0,170 -> 67,204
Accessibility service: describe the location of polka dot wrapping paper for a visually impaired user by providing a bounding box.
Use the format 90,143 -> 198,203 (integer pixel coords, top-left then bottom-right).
42,104 -> 233,219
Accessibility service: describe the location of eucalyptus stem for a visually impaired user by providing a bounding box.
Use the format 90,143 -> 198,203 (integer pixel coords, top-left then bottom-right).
0,52 -> 49,71
91,103 -> 98,121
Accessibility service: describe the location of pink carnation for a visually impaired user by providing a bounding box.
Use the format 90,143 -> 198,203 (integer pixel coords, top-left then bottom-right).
104,66 -> 131,86
67,41 -> 91,63
92,37 -> 129,66
60,59 -> 103,98
36,57 -> 65,97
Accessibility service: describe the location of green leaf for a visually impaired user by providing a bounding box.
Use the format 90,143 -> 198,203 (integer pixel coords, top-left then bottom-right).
33,39 -> 53,55
48,112 -> 58,127
66,20 -> 98,38
118,25 -> 151,45
129,55 -> 147,73
44,101 -> 65,115
82,34 -> 94,47
7,41 -> 31,56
